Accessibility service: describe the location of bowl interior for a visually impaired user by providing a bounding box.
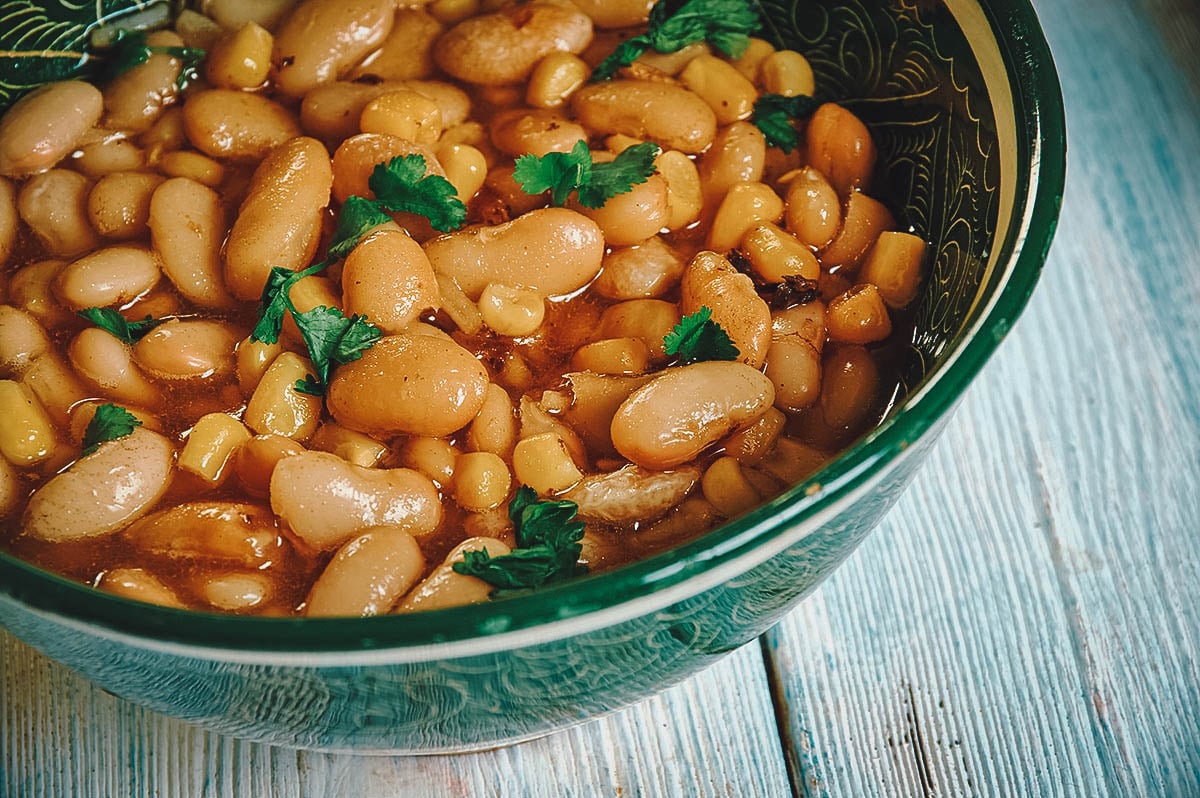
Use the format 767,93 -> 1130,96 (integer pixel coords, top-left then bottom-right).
0,0 -> 1065,653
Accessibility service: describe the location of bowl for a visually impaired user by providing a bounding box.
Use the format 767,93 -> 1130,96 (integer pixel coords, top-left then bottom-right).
0,0 -> 1065,753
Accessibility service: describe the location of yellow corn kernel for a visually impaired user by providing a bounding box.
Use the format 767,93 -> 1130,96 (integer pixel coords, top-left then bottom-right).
436,142 -> 487,202
569,338 -> 651,375
478,283 -> 545,337
740,222 -> 820,282
467,383 -> 517,457
701,456 -> 762,518
656,150 -> 703,231
707,182 -> 785,252
527,52 -> 590,108
179,413 -> 252,483
206,22 -> 273,89
858,231 -> 926,308
454,451 -> 512,512
722,406 -> 787,464
359,90 -> 443,144
235,336 -> 282,397
826,284 -> 893,344
308,422 -> 387,469
159,151 -> 225,187
398,436 -> 458,487
243,352 -> 322,441
428,0 -> 480,25
512,432 -> 583,495
0,380 -> 55,466
759,50 -> 815,98
680,54 -> 759,125
728,37 -> 776,82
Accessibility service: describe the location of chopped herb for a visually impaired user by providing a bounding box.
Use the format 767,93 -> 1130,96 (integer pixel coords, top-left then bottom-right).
77,308 -> 162,344
769,274 -> 821,308
368,154 -> 467,233
513,140 -> 661,209
751,93 -> 820,153
250,262 -> 327,345
592,0 -> 761,81
452,486 -> 588,593
663,306 -> 740,364
96,29 -> 205,89
80,403 -> 141,456
291,306 -> 382,395
328,196 -> 394,259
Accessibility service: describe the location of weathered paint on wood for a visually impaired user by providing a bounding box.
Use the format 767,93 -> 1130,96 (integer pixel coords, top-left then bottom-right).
3,0 -> 1199,794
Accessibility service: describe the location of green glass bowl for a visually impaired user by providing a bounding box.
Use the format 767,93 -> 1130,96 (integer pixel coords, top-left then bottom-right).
0,0 -> 1065,753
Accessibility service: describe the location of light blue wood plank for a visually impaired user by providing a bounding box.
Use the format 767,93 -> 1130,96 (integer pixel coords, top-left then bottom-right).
766,0 -> 1200,794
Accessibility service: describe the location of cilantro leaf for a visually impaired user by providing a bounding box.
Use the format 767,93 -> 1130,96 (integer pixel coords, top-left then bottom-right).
751,93 -> 819,153
452,486 -> 588,593
368,155 -> 467,233
329,196 -> 394,259
97,29 -> 205,89
593,0 -> 761,81
251,262 -> 330,344
663,306 -> 740,364
514,141 -> 661,209
77,308 -> 162,344
80,404 -> 142,456
291,306 -> 382,394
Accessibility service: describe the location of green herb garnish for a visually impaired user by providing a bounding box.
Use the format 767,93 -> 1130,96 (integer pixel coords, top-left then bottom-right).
97,29 -> 205,89
751,93 -> 819,153
328,196 -> 395,260
513,140 -> 661,208
452,486 -> 588,593
592,0 -> 761,81
80,403 -> 141,456
291,306 -> 382,396
77,308 -> 162,344
663,306 -> 740,364
368,154 -> 467,233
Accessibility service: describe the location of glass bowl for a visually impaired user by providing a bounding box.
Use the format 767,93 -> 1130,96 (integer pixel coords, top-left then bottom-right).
0,0 -> 1065,753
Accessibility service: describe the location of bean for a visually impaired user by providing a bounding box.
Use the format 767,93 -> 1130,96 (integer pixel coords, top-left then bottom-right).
571,337 -> 651,375
701,456 -> 760,518
301,80 -> 471,144
599,298 -> 679,362
328,333 -> 489,438
572,80 -> 717,154
360,90 -> 444,144
68,328 -> 162,407
225,137 -> 332,300
341,225 -> 440,334
594,237 -> 685,300
55,245 -> 161,310
71,138 -> 145,178
760,50 -> 815,98
740,222 -> 820,282
612,361 -> 774,470
527,53 -> 590,108
773,301 -> 827,353
123,502 -> 284,567
20,354 -> 89,427
559,371 -> 652,456
680,251 -> 772,368
398,437 -> 459,487
243,351 -> 323,440
483,164 -> 548,218
182,89 -> 301,160
0,178 -> 16,265
857,231 -> 926,308
280,275 -> 340,344
133,319 -> 239,380
0,380 -> 56,466
205,22 -> 274,89
821,191 -> 895,270
201,573 -> 275,613
331,133 -> 444,205
436,2 -> 593,85
178,413 -> 252,483
520,394 -> 589,467
570,174 -> 669,247
655,150 -> 703,231
806,103 -> 877,196
0,81 -> 103,177
568,0 -> 652,28
728,37 -> 775,81
308,422 -> 387,468
454,451 -> 511,511
396,537 -> 512,612
825,284 -> 893,344
22,427 -> 174,542
764,337 -> 821,412
437,142 -> 488,204
563,464 -> 700,523
148,178 -> 236,309
490,109 -> 587,157
784,167 -> 841,250
424,207 -> 604,299
636,42 -> 709,76
103,32 -> 185,132
233,433 -> 305,496
698,121 -> 765,209
306,526 -> 425,616
235,336 -> 282,396
478,283 -> 545,337
721,406 -> 786,464
10,260 -> 73,330
67,401 -> 161,444
0,306 -> 50,377
272,0 -> 395,97
819,344 -> 879,432
270,451 -> 441,549
87,171 -> 163,241
203,0 -> 299,31
707,181 -> 784,253
98,568 -> 185,608
158,151 -> 224,186
350,9 -> 444,82
0,456 -> 20,517
679,54 -> 757,125
18,169 -> 101,257
466,382 -> 518,457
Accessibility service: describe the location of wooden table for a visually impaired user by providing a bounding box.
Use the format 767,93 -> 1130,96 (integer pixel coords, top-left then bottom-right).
3,0 -> 1199,793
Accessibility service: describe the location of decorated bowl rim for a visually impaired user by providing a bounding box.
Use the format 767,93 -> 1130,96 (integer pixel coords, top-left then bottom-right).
0,0 -> 1067,660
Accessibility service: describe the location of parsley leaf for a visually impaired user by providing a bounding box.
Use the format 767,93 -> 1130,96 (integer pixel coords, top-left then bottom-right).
77,308 -> 162,344
80,404 -> 142,456
368,155 -> 467,233
452,486 -> 588,593
592,0 -> 761,81
663,306 -> 740,364
97,29 -> 205,89
250,263 -> 327,345
329,196 -> 394,260
513,141 -> 661,209
290,306 -> 382,395
751,93 -> 819,153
